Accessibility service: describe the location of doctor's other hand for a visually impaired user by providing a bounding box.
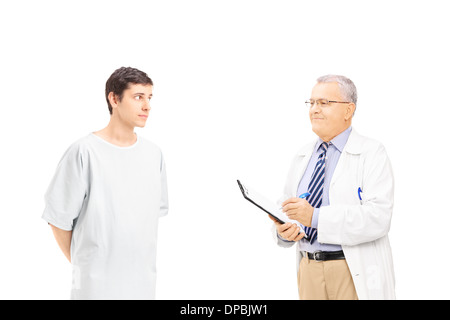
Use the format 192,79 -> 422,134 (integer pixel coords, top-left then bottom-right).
282,197 -> 314,227
268,215 -> 305,242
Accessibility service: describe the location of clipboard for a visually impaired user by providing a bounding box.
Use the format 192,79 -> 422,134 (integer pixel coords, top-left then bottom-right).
237,179 -> 309,240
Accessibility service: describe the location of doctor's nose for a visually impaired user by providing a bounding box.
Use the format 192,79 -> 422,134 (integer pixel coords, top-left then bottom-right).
310,102 -> 322,113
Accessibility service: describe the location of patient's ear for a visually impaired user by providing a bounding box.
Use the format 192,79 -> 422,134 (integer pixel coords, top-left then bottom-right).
107,92 -> 120,113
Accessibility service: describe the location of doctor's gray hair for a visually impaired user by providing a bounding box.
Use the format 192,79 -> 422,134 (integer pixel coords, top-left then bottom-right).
316,74 -> 358,106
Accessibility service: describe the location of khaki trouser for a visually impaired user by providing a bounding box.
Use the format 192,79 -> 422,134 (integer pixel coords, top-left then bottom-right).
297,253 -> 358,300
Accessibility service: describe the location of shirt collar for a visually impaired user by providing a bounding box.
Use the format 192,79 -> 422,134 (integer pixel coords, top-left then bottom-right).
315,126 -> 352,153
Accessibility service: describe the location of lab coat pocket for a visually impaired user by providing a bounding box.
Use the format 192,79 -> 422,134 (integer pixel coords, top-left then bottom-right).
331,153 -> 361,205
357,187 -> 364,205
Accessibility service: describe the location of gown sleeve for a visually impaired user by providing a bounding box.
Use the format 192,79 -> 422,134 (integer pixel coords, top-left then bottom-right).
159,152 -> 169,217
42,142 -> 88,230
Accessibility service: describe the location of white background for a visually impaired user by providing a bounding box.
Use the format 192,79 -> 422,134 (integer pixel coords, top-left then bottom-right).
0,0 -> 449,300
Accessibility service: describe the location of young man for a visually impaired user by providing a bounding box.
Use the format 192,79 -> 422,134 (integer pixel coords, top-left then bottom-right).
42,67 -> 169,300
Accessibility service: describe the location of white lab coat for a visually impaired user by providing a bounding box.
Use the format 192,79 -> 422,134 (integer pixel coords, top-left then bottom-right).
274,129 -> 395,300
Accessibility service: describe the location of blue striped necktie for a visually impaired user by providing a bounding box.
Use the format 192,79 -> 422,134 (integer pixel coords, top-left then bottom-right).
304,142 -> 329,244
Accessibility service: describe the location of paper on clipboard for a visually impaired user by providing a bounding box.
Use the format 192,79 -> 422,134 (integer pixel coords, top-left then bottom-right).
237,180 -> 309,239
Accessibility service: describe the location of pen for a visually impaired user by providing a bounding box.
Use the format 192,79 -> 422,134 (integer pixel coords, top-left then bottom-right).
299,192 -> 310,199
298,193 -> 311,240
358,187 -> 362,201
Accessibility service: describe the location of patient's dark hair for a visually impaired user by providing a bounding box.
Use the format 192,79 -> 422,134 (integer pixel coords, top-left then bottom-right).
105,67 -> 153,115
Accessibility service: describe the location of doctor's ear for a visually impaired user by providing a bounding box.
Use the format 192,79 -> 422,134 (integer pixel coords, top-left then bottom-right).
345,103 -> 356,120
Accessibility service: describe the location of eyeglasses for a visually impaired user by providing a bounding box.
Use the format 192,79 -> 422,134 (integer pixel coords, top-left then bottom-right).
305,99 -> 350,108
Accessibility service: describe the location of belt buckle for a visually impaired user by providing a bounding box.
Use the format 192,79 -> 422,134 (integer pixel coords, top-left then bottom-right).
313,250 -> 324,261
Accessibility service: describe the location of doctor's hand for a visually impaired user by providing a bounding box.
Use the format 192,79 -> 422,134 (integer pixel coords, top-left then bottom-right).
268,215 -> 305,242
282,197 -> 314,227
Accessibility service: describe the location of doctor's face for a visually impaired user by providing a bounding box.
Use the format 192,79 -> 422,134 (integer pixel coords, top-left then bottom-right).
309,82 -> 355,142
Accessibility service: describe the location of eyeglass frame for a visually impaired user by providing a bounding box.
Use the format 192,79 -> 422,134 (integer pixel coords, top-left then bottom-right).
305,99 -> 351,108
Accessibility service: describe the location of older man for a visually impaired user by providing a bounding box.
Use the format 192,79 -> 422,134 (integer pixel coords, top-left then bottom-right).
270,75 -> 395,300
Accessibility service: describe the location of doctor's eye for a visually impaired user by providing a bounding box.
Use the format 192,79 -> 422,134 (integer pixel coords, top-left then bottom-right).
316,99 -> 329,106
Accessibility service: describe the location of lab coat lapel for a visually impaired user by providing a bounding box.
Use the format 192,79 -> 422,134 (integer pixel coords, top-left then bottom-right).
330,129 -> 365,186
